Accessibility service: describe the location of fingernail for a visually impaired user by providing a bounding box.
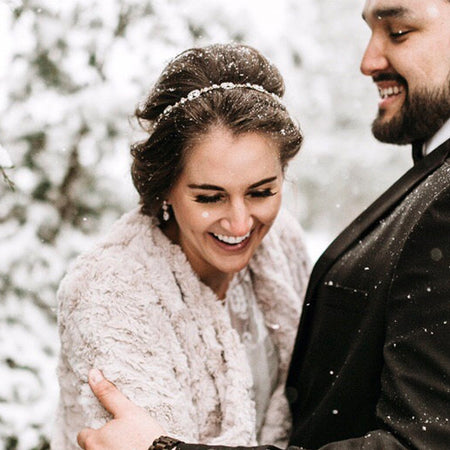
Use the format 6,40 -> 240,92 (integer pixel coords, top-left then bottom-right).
89,368 -> 104,385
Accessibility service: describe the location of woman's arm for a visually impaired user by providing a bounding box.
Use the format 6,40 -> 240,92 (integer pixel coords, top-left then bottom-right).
78,372 -> 281,450
77,369 -> 166,450
54,257 -> 199,449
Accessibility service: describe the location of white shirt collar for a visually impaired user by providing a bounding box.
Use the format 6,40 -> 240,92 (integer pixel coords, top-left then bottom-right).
423,118 -> 450,154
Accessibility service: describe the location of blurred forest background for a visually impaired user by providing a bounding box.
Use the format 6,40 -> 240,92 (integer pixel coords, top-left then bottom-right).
0,0 -> 412,448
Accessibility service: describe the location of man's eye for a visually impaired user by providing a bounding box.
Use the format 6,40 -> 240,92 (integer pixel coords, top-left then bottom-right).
249,189 -> 276,198
390,29 -> 411,40
194,194 -> 223,204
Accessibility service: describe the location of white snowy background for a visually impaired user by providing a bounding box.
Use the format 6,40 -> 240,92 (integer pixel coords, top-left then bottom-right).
0,0 -> 412,448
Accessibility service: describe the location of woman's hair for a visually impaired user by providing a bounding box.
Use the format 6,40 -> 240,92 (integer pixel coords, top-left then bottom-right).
131,43 -> 303,219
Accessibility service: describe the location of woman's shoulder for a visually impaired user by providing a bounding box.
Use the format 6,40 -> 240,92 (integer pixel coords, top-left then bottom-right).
66,208 -> 160,271
94,207 -> 157,254
57,208 -> 172,309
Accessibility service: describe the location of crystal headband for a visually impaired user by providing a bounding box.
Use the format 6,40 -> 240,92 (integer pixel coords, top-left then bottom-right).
156,82 -> 283,123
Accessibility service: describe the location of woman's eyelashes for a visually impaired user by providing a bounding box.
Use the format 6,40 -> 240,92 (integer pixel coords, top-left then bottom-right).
195,193 -> 223,204
250,188 -> 277,198
194,188 -> 277,204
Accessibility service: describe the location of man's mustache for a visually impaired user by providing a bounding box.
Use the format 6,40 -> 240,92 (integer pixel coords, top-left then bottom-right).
373,73 -> 406,84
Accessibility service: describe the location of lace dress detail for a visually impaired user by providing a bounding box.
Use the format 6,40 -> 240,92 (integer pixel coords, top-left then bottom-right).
225,270 -> 279,434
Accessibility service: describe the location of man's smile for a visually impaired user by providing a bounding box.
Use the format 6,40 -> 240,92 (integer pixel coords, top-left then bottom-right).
378,85 -> 403,99
373,77 -> 406,113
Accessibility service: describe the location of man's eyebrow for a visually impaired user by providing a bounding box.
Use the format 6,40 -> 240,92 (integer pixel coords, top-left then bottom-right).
362,6 -> 410,22
188,176 -> 278,191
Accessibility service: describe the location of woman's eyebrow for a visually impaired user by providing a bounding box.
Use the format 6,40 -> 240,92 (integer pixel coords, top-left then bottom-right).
248,176 -> 278,189
188,183 -> 225,191
188,176 -> 278,191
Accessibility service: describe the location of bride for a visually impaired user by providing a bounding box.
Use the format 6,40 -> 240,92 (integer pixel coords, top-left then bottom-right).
52,43 -> 310,449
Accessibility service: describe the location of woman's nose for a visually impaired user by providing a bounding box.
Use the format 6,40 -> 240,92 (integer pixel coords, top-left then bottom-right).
219,200 -> 253,236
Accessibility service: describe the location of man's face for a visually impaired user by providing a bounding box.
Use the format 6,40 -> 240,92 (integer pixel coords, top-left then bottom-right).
361,0 -> 450,144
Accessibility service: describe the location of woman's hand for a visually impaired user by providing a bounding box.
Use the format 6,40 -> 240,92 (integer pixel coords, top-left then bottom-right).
77,369 -> 166,450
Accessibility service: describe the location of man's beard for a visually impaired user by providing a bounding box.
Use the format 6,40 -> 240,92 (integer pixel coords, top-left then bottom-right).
372,75 -> 450,145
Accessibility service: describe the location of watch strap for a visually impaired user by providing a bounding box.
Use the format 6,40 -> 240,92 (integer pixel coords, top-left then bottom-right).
149,435 -> 181,450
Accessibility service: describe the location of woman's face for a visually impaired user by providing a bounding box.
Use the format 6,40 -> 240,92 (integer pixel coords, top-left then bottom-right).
168,125 -> 283,284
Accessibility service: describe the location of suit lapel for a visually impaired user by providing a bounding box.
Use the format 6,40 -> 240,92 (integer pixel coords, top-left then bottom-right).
287,139 -> 450,388
306,139 -> 450,297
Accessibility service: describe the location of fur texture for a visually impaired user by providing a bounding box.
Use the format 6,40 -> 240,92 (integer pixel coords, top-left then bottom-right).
52,208 -> 310,449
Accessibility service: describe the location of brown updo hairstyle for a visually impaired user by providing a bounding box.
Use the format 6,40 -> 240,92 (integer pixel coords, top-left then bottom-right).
131,43 -> 303,222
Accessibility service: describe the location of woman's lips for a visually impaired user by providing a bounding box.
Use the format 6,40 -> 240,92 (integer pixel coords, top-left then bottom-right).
209,230 -> 253,251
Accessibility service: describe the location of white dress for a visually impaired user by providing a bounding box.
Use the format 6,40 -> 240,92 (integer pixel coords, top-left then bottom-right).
225,270 -> 279,435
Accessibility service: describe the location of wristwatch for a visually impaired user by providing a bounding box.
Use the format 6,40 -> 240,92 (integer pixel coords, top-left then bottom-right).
148,435 -> 181,450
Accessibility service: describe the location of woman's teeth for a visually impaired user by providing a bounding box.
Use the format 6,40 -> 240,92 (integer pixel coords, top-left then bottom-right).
213,231 -> 251,244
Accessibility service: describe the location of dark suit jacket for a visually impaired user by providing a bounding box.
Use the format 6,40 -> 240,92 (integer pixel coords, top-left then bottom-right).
286,138 -> 450,449
179,139 -> 450,450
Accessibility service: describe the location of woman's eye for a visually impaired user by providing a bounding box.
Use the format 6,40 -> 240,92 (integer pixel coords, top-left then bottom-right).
194,194 -> 223,204
249,189 -> 276,198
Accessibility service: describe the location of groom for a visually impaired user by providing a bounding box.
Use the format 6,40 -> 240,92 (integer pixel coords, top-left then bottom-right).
78,0 -> 450,448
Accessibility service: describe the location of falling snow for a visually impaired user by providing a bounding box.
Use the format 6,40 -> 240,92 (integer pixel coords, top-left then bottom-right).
0,0 -> 413,448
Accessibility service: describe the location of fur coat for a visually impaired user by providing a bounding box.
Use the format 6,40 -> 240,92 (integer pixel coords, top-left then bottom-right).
51,207 -> 310,449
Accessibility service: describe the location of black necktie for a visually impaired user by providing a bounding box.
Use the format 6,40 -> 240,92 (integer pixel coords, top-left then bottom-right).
412,140 -> 425,164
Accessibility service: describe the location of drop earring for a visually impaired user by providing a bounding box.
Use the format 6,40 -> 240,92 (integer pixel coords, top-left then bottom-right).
162,200 -> 170,222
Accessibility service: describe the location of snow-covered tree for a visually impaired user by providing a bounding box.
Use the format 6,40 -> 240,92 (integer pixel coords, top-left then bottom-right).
0,144 -> 14,189
0,0 -> 410,448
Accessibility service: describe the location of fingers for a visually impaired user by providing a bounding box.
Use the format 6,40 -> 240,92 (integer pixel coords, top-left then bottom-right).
88,368 -> 133,418
77,427 -> 94,449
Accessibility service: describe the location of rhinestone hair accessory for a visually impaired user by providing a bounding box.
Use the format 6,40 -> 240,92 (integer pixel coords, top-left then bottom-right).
156,82 -> 283,123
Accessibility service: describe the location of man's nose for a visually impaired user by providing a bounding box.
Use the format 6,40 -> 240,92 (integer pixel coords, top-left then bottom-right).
360,35 -> 390,76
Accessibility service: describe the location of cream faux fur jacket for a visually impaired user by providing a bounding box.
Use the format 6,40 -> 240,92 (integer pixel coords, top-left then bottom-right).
52,207 -> 310,449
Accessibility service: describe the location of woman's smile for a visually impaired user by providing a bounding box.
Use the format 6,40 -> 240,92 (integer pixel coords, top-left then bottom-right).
209,229 -> 253,251
166,125 -> 283,289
